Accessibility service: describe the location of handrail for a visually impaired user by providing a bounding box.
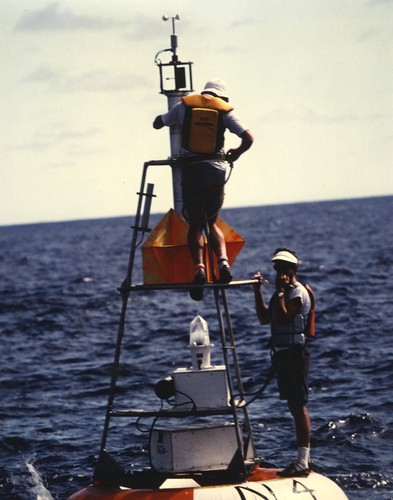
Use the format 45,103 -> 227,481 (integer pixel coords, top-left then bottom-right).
120,278 -> 260,293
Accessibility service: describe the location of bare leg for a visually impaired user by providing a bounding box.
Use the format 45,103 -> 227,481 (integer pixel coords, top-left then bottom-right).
277,402 -> 311,476
187,223 -> 206,301
187,224 -> 205,266
188,221 -> 227,264
288,402 -> 311,448
208,222 -> 227,260
188,218 -> 231,286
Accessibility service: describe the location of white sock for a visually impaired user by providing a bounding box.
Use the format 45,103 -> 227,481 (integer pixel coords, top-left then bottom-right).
296,447 -> 310,469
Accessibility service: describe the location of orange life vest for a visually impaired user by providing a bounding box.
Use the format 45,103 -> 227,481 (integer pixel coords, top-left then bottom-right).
304,283 -> 316,338
181,94 -> 233,154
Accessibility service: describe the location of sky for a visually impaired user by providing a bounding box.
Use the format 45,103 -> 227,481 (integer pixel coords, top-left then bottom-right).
1,0 -> 392,226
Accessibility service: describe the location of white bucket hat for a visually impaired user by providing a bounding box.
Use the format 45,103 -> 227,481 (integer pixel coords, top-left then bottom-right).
201,79 -> 229,99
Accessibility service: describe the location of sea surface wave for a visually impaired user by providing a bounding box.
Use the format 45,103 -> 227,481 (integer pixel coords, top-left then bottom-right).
1,196 -> 392,499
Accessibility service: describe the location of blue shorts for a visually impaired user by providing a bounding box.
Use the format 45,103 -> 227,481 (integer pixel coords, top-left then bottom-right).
272,346 -> 310,405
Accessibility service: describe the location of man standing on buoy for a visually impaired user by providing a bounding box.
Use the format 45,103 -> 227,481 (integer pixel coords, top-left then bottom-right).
153,79 -> 253,300
252,248 -> 312,477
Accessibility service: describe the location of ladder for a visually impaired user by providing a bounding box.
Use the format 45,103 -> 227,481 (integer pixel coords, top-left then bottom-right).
96,159 -> 260,485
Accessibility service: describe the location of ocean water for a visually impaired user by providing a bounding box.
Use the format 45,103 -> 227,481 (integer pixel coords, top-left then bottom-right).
0,195 -> 392,499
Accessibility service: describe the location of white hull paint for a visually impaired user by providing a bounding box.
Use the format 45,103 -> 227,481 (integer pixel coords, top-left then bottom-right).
70,470 -> 348,499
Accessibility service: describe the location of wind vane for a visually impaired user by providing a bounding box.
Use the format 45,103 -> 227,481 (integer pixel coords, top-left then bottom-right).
154,14 -> 193,95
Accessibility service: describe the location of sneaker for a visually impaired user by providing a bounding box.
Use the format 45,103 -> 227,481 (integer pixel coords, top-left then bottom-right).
189,267 -> 206,301
276,462 -> 310,478
218,264 -> 232,284
193,267 -> 206,285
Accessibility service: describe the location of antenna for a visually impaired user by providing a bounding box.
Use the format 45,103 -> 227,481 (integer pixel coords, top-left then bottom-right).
154,15 -> 193,94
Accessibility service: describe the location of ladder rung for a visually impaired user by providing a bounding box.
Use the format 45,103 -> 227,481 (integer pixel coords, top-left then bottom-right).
109,407 -> 234,418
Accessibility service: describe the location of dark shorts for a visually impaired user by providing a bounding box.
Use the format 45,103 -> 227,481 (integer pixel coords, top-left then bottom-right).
181,163 -> 225,225
272,346 -> 310,405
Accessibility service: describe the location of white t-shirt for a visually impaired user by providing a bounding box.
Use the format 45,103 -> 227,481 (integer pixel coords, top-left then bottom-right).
271,282 -> 311,336
161,100 -> 248,171
289,282 -> 311,317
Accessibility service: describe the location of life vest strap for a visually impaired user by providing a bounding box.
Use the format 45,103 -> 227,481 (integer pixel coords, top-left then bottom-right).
271,333 -> 306,348
177,152 -> 226,164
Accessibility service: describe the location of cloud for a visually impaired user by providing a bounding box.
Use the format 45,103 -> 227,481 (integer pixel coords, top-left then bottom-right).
357,29 -> 381,42
21,65 -> 148,93
228,17 -> 258,29
259,106 -> 391,124
367,0 -> 393,5
22,65 -> 62,83
65,70 -> 148,93
15,2 -> 130,32
13,124 -> 103,153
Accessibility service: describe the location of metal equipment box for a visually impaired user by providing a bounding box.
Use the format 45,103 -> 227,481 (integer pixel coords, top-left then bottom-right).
172,365 -> 230,410
150,423 -> 240,472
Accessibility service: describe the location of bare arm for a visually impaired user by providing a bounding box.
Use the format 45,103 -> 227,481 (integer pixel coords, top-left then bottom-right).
253,273 -> 271,325
277,293 -> 302,318
275,272 -> 302,319
226,130 -> 254,162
